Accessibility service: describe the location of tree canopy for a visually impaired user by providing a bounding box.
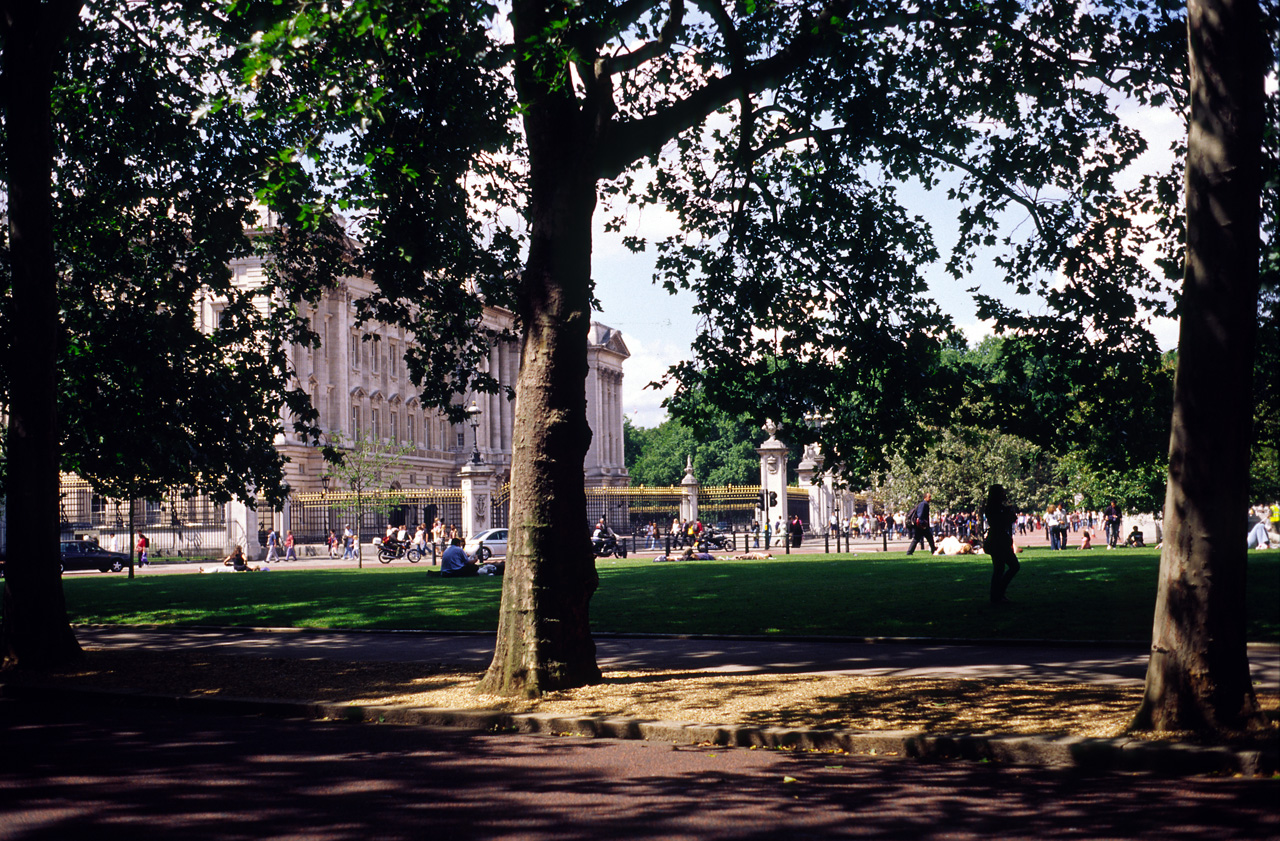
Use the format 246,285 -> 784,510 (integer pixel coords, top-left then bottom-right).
232,0 -> 1200,696
2,2 -> 327,507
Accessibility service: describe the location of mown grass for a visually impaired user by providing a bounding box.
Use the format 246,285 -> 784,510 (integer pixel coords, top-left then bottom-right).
61,548 -> 1280,642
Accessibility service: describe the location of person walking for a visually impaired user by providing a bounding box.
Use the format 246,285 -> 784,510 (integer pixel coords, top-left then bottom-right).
905,493 -> 936,556
135,532 -> 149,566
284,530 -> 297,561
342,525 -> 355,559
1104,501 -> 1122,549
1045,504 -> 1060,550
984,484 -> 1020,603
264,527 -> 280,563
326,529 -> 338,558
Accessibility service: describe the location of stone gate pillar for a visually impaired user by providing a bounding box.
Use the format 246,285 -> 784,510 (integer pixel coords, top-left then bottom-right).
460,460 -> 495,540
679,456 -> 700,523
796,443 -> 830,532
226,499 -> 259,558
756,421 -> 790,530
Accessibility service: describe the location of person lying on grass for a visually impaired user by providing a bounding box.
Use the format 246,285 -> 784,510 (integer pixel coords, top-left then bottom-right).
933,536 -> 974,556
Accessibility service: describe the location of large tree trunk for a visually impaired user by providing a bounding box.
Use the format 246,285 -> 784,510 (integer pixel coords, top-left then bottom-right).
1,3 -> 83,669
1130,0 -> 1267,735
478,1 -> 602,696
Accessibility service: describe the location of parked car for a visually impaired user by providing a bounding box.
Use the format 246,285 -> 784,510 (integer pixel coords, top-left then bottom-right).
464,528 -> 508,561
60,540 -> 129,573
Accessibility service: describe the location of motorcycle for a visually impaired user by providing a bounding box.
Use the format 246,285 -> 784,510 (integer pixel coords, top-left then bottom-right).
377,538 -> 423,564
697,528 -> 730,552
592,533 -> 628,559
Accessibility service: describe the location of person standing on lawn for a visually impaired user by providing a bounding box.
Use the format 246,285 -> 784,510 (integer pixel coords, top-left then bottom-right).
984,484 -> 1020,603
905,493 -> 936,556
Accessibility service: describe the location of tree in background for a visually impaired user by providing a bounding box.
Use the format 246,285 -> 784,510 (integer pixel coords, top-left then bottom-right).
1130,0 -> 1270,736
872,426 -> 1057,516
625,399 -> 789,488
937,335 -> 1174,514
321,432 -> 416,568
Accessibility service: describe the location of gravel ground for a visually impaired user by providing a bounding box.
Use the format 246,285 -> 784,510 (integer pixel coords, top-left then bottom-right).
7,647 -> 1278,745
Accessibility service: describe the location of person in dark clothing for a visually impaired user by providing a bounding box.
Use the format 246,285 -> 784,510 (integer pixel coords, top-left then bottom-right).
905,493 -> 936,556
1104,501 -> 1122,549
984,484 -> 1020,603
440,537 -> 479,577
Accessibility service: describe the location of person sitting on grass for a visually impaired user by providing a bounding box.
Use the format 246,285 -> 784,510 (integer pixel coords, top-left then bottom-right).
202,546 -> 259,573
441,537 -> 479,576
1079,528 -> 1093,550
440,537 -> 505,577
1248,519 -> 1272,550
1126,526 -> 1145,548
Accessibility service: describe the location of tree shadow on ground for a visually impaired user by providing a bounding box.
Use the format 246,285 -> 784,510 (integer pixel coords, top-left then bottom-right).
2,699 -> 1275,841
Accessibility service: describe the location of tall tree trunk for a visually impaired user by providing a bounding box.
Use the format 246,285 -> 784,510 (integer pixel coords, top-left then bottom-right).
478,0 -> 602,696
1131,0 -> 1268,734
1,2 -> 83,668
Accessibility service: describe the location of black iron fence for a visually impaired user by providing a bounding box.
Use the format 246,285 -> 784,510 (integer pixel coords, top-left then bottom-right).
289,488 -> 465,545
57,475 -> 227,559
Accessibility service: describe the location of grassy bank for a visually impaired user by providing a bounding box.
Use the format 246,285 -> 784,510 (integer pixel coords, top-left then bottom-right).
61,548 -> 1280,642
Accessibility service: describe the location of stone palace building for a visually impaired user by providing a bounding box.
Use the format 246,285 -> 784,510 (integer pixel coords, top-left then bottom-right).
206,249 -> 632,496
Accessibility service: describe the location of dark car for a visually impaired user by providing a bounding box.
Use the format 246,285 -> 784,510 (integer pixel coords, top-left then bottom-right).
60,540 -> 128,573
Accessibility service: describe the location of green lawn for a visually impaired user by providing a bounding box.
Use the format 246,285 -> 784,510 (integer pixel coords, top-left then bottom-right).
61,548 -> 1280,642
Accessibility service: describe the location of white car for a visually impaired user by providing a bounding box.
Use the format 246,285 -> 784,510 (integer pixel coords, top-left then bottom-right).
464,528 -> 508,561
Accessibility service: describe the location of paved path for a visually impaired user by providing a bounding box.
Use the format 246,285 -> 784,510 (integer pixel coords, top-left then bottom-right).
74,626 -> 1280,689
2,699 -> 1276,841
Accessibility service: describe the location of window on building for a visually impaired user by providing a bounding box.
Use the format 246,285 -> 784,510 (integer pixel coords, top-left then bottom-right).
390,412 -> 398,442
389,343 -> 397,378
351,405 -> 362,438
371,408 -> 381,440
407,416 -> 416,448
372,340 -> 380,373
351,334 -> 360,369
456,430 -> 465,449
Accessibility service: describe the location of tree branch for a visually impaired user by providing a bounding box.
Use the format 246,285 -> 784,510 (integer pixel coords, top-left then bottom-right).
596,0 -> 857,178
598,0 -> 685,76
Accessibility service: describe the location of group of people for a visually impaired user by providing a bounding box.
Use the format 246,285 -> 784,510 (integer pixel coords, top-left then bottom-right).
904,489 -> 1020,603
321,518 -> 462,563
262,528 -> 299,563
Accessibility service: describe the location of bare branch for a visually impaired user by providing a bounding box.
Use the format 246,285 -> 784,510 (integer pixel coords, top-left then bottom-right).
599,0 -> 686,76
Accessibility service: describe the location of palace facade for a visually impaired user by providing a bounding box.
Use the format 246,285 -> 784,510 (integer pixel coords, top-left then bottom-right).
205,252 -> 631,496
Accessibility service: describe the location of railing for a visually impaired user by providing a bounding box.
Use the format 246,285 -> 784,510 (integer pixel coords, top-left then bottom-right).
289,488 -> 465,545
57,475 -> 228,559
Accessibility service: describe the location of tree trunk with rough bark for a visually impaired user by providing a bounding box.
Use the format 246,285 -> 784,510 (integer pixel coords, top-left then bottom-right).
1,2 -> 83,669
477,0 -> 603,695
1131,0 -> 1268,735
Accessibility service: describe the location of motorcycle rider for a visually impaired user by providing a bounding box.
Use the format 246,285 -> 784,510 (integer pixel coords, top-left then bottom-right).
593,518 -> 625,557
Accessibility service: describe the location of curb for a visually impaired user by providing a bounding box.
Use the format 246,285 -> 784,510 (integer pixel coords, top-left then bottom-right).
5,683 -> 1275,777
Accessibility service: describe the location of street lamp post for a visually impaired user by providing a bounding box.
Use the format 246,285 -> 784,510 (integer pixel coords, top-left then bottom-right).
466,399 -> 483,465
